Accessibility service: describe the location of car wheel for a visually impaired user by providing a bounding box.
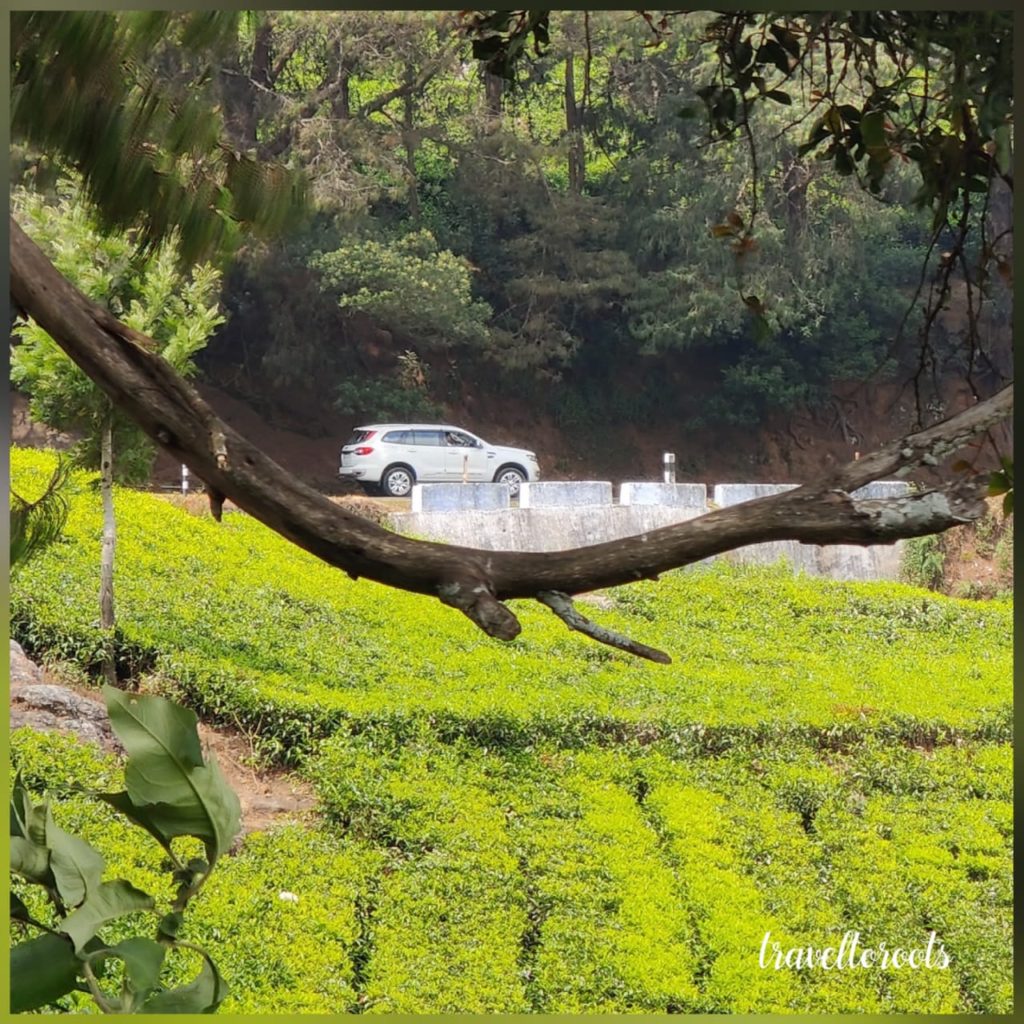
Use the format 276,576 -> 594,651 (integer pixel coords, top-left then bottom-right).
494,465 -> 527,495
381,465 -> 415,498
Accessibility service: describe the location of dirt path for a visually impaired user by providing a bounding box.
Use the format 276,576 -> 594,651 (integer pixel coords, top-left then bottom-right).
9,642 -> 318,836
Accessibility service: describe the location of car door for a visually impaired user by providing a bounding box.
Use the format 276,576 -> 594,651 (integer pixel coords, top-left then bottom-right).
411,429 -> 446,481
443,430 -> 487,480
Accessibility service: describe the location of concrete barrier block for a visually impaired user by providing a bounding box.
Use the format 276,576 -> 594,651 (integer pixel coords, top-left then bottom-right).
411,483 -> 511,513
519,481 -> 613,508
620,482 -> 707,508
713,483 -> 799,506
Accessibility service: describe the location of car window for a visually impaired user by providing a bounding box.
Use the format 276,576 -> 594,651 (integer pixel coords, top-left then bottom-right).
413,429 -> 443,446
445,431 -> 476,447
383,430 -> 412,444
345,429 -> 374,444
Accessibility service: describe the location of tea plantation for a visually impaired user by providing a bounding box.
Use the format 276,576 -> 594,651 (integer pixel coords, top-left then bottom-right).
9,448 -> 1014,1013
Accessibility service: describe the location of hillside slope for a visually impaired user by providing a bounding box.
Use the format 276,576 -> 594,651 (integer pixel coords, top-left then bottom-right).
9,446 -> 1013,1013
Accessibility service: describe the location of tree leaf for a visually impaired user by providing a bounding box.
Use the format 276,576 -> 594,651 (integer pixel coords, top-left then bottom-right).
139,949 -> 229,1014
860,110 -> 886,149
46,802 -> 106,906
58,879 -> 156,952
102,685 -> 241,861
10,777 -> 29,838
756,40 -> 791,74
770,24 -> 801,58
103,686 -> 204,793
987,470 -> 1009,495
10,932 -> 82,1013
91,937 -> 167,1006
99,787 -> 238,864
764,89 -> 792,105
10,835 -> 53,884
834,148 -> 855,176
158,911 -> 185,940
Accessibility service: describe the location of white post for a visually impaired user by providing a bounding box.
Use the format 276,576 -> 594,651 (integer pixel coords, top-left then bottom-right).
662,452 -> 676,484
181,464 -> 189,495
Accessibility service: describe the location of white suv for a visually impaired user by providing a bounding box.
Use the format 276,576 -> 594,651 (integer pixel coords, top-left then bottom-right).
339,424 -> 541,497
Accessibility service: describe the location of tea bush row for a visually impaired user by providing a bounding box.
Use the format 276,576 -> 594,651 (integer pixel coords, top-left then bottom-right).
306,734 -> 1013,1013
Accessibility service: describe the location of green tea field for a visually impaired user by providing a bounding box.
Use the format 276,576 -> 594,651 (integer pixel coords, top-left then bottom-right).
9,447 -> 1014,1013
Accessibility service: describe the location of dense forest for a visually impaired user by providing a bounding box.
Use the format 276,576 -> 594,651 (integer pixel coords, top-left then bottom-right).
12,10 -> 1012,483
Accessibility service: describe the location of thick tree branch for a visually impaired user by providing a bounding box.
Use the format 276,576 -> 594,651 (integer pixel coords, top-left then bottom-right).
9,216 -> 1013,659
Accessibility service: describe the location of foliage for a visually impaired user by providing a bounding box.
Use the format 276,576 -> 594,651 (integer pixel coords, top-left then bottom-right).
312,229 -> 492,349
11,185 -> 225,483
993,521 -> 1013,587
9,456 -> 72,570
899,534 -> 946,591
986,456 -> 1013,517
334,375 -> 443,422
11,10 -> 306,264
9,688 -> 241,1014
9,730 -> 378,1014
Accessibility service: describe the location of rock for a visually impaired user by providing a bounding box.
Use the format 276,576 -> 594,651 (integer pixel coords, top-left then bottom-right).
9,639 -> 42,688
13,684 -> 109,722
9,707 -> 111,748
9,644 -> 120,752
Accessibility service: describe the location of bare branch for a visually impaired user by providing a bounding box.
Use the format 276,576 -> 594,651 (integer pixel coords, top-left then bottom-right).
537,590 -> 671,664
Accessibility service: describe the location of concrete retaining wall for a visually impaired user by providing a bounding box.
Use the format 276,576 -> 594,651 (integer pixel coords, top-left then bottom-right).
389,504 -> 703,553
388,480 -> 910,580
710,481 -> 909,581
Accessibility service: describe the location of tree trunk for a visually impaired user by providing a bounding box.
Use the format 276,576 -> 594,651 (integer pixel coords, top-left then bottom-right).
99,408 -> 117,686
250,20 -> 273,88
9,217 -> 1012,659
564,52 -> 585,194
484,70 -> 504,126
332,74 -> 351,121
403,83 -> 421,222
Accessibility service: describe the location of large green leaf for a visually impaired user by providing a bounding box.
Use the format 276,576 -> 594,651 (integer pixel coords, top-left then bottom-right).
10,835 -> 52,884
45,802 -> 106,906
103,685 -> 204,795
100,787 -> 238,863
102,686 -> 241,861
10,775 -> 31,837
88,937 -> 168,1009
9,932 -> 82,1013
58,879 -> 156,952
140,949 -> 229,1014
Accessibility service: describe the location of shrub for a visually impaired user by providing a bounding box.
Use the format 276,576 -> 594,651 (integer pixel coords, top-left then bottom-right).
900,534 -> 945,590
